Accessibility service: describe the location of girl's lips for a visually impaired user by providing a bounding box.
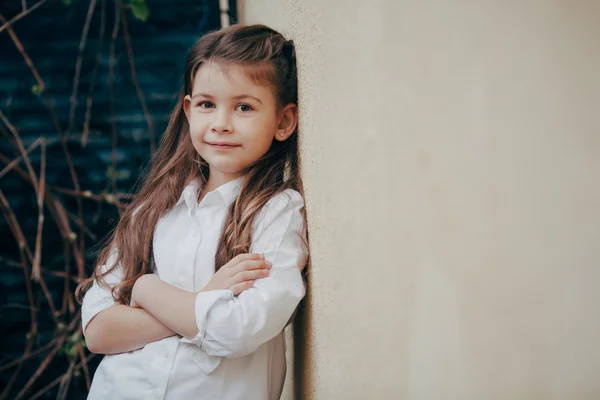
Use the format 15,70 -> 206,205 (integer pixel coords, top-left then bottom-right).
207,142 -> 240,149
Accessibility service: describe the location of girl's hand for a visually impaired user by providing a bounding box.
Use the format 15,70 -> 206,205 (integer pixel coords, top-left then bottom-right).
202,253 -> 272,296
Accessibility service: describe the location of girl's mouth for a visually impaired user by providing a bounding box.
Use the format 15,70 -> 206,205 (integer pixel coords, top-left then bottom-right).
206,142 -> 240,149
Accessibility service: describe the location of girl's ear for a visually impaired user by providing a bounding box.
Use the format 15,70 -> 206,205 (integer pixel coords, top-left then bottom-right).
274,103 -> 298,142
183,95 -> 193,122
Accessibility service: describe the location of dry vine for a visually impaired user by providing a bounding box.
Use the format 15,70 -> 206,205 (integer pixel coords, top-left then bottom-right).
0,0 -> 153,398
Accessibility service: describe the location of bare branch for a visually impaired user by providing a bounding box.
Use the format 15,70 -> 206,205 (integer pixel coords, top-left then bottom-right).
0,0 -> 49,34
67,0 -> 98,138
118,0 -> 156,153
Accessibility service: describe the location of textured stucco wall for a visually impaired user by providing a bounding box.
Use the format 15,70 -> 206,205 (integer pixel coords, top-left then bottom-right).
240,1 -> 600,399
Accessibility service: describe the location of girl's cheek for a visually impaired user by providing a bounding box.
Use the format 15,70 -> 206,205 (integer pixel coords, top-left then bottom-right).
189,118 -> 205,133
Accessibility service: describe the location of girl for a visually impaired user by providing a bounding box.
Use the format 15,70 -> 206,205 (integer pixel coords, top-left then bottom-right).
76,24 -> 309,400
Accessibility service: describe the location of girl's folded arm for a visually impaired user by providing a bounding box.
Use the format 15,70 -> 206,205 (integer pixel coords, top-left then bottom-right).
81,250 -> 176,355
138,190 -> 308,358
84,305 -> 175,354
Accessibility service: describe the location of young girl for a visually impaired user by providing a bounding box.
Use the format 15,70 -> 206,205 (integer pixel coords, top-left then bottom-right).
76,24 -> 308,400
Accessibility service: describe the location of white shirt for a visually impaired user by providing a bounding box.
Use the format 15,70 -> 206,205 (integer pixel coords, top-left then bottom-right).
81,176 -> 308,400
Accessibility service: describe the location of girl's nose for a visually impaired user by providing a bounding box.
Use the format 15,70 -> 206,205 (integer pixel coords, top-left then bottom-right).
210,110 -> 233,134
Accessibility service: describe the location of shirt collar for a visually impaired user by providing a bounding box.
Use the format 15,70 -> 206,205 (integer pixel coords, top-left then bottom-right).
176,175 -> 245,211
215,175 -> 246,206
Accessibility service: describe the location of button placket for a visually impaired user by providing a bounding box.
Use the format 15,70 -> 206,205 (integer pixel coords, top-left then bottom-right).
187,217 -> 203,290
149,342 -> 177,399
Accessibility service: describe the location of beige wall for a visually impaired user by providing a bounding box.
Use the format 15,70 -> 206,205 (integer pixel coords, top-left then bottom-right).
240,1 -> 600,399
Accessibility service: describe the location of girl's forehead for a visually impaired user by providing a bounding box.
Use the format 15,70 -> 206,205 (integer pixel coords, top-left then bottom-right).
192,62 -> 272,96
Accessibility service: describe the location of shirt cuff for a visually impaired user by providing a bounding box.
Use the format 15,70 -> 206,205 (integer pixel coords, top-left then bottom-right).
180,289 -> 233,347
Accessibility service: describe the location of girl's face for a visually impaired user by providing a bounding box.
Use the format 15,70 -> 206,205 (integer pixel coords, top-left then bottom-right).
183,62 -> 297,184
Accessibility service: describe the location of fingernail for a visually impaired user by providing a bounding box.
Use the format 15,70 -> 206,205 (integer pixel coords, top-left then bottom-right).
266,261 -> 272,268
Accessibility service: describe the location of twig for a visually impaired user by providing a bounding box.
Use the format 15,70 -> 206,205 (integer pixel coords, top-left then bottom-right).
56,358 -> 75,400
76,341 -> 91,390
0,110 -> 40,192
65,210 -> 98,241
0,112 -> 48,281
0,245 -> 37,400
0,14 -> 88,280
0,335 -> 63,372
27,353 -> 97,400
13,336 -> 64,400
108,0 -> 120,192
31,137 -> 46,280
0,14 -> 63,139
0,191 -> 60,323
0,1 -> 154,396
49,185 -> 134,204
61,242 -> 71,315
0,257 -> 80,283
0,0 -> 48,34
67,0 -> 98,138
0,152 -> 98,246
82,0 -> 107,147
20,249 -> 37,349
14,312 -> 81,400
0,303 -> 39,311
0,136 -> 43,180
118,0 -> 155,153
0,341 -> 33,400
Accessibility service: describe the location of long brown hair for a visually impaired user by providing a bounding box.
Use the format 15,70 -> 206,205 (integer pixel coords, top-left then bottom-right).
76,24 -> 303,305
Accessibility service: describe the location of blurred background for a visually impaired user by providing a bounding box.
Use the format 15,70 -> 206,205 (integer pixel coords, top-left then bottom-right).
0,1 -> 235,398
3,1 -> 600,400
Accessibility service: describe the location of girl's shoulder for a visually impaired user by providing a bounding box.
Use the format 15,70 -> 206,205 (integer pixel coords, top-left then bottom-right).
252,189 -> 305,229
266,188 -> 304,208
262,188 -> 304,213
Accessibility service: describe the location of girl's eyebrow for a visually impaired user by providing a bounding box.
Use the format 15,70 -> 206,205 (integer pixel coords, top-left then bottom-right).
191,92 -> 262,104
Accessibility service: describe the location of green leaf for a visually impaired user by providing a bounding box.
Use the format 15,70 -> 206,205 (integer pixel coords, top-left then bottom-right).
66,346 -> 77,356
31,84 -> 43,96
130,0 -> 149,22
63,0 -> 72,5
68,331 -> 80,344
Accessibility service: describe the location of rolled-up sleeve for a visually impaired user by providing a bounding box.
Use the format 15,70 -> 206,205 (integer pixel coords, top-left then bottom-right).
81,247 -> 123,335
182,189 -> 309,359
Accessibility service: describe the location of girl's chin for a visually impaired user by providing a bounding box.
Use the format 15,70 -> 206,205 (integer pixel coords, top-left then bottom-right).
206,163 -> 247,175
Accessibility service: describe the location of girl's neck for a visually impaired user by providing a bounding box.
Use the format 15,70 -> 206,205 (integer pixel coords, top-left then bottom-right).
198,168 -> 244,202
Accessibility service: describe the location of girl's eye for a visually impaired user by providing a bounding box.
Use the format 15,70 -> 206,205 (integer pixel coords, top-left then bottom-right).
198,101 -> 215,109
236,103 -> 253,112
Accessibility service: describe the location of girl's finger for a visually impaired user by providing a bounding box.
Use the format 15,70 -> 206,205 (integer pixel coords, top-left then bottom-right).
224,253 -> 263,269
232,269 -> 269,284
229,280 -> 254,296
231,259 -> 271,275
